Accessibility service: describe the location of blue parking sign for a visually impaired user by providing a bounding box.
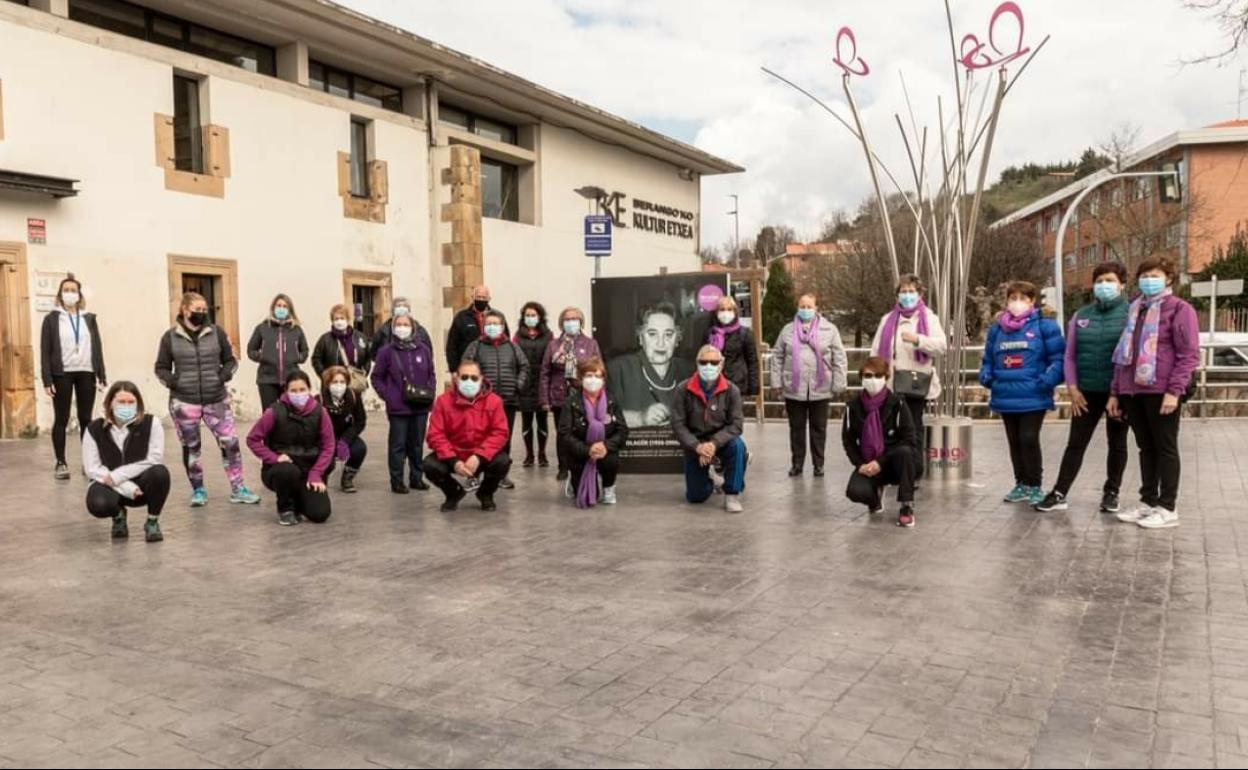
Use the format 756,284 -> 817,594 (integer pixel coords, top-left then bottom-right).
584,214 -> 612,257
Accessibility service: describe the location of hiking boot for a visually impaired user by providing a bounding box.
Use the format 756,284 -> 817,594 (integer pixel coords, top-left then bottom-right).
813,466 -> 825,478
277,510 -> 299,526
897,504 -> 915,528
1034,491 -> 1068,512
411,480 -> 430,491
144,517 -> 163,542
229,486 -> 261,505
190,488 -> 209,508
440,487 -> 466,512
54,463 -> 71,481
111,513 -> 128,539
391,482 -> 410,495
1003,484 -> 1031,503
787,466 -> 803,477
1138,507 -> 1179,529
478,494 -> 497,512
1100,491 -> 1121,513
340,468 -> 358,494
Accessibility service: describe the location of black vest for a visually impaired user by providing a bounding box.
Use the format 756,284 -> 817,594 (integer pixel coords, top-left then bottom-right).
268,401 -> 324,462
86,416 -> 154,470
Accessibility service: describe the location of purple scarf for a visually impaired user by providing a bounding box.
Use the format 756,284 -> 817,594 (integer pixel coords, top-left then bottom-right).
997,308 -> 1034,333
1112,290 -> 1171,386
878,301 -> 930,364
860,387 -> 890,463
576,392 -> 609,509
332,327 -> 356,366
791,315 -> 829,390
709,319 -> 742,352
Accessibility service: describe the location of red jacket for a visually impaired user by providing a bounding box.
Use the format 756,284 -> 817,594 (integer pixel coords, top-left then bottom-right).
426,383 -> 511,462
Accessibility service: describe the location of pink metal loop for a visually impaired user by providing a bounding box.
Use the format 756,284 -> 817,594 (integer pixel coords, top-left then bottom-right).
832,26 -> 871,77
959,2 -> 1031,71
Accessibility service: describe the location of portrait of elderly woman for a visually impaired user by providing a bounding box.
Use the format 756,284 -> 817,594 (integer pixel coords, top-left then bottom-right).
606,301 -> 696,428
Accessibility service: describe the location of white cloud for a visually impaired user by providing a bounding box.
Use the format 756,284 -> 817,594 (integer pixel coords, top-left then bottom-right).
343,0 -> 1243,247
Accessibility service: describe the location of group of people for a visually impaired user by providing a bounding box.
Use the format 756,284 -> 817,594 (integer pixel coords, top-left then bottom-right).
42,255 -> 1200,541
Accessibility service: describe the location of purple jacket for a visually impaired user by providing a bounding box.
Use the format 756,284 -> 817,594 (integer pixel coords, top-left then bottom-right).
245,394 -> 336,485
1111,295 -> 1200,398
539,333 -> 601,408
370,340 -> 437,416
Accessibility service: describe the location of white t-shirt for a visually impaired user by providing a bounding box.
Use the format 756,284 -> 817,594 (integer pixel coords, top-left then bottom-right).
58,309 -> 94,373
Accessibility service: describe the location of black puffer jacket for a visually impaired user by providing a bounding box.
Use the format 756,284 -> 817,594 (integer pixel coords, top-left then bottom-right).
462,337 -> 529,407
557,389 -> 629,462
514,327 -> 552,412
707,325 -> 759,396
154,321 -> 238,405
246,319 -> 308,385
323,389 -> 367,444
311,330 -> 372,377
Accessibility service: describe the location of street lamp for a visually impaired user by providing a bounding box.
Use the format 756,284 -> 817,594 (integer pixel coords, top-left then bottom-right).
728,194 -> 740,269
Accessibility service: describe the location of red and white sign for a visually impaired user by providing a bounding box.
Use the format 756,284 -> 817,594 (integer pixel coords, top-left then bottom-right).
27,218 -> 46,245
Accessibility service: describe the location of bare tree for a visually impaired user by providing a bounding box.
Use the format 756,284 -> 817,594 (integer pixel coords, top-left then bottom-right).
753,224 -> 798,264
698,245 -> 724,266
1183,0 -> 1248,63
1098,123 -> 1141,172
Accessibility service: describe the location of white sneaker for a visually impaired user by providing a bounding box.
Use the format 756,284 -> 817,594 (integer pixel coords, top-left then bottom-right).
1138,507 -> 1179,529
1116,505 -> 1154,523
725,495 -> 743,514
601,487 -> 617,505
564,478 -> 575,499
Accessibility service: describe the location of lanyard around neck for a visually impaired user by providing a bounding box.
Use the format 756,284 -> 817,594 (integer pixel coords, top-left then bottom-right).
67,312 -> 83,347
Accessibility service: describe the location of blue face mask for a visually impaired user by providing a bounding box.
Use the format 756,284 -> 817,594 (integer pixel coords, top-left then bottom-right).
287,392 -> 310,409
563,320 -> 581,336
797,308 -> 816,323
112,404 -> 137,424
524,315 -> 540,328
484,324 -> 504,339
1093,282 -> 1121,302
273,306 -> 290,321
457,377 -> 482,399
699,364 -> 721,383
898,292 -> 920,310
1138,276 -> 1167,297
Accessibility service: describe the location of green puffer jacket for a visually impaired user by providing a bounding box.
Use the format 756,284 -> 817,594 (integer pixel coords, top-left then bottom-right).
1066,297 -> 1128,393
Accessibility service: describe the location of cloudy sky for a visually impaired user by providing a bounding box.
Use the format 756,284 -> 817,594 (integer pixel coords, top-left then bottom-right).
342,0 -> 1243,249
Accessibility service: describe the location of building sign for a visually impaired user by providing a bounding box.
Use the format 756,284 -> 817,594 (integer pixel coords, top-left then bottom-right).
584,214 -> 613,256
27,218 -> 46,244
590,189 -> 697,241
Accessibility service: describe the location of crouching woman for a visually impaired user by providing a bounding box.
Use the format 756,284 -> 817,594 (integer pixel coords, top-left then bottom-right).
83,381 -> 170,542
842,357 -> 919,528
246,371 -> 336,526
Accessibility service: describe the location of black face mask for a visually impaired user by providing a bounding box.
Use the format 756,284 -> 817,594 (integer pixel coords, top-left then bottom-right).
473,299 -> 490,312
188,311 -> 209,326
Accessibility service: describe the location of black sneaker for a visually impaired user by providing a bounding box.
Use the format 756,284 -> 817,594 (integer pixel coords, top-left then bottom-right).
144,518 -> 163,542
478,494 -> 497,512
411,480 -> 430,491
277,511 -> 299,526
1034,491 -> 1068,512
1100,491 -> 1120,513
391,483 -> 410,495
556,469 -> 569,481
55,463 -> 71,481
111,514 -> 128,539
440,487 -> 466,512
538,455 -> 550,468
813,466 -> 825,478
499,477 -> 515,490
340,469 -> 357,494
522,455 -> 535,468
788,466 -> 803,477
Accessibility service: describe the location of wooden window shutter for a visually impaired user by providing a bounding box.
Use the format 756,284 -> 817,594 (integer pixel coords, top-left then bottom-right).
204,125 -> 231,178
336,152 -> 352,197
153,114 -> 175,169
369,160 -> 389,204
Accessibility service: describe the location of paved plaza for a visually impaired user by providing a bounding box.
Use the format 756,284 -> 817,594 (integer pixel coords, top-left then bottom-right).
2,418 -> 1248,768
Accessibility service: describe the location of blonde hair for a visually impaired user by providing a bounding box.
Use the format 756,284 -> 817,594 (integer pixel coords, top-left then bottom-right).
329,303 -> 350,321
270,293 -> 300,326
716,295 -> 738,311
180,291 -> 207,316
559,306 -> 586,326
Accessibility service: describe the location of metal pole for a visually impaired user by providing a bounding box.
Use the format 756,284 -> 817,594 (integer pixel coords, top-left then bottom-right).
730,194 -> 740,269
843,74 -> 900,284
1211,274 -> 1219,344
594,198 -> 602,279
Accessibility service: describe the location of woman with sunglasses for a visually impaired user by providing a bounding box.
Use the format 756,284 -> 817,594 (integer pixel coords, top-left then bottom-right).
423,360 -> 512,512
842,357 -> 919,527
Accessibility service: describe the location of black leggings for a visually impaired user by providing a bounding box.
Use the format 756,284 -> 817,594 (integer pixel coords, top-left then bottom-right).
86,466 -> 171,518
1121,394 -> 1182,512
904,396 -> 928,479
1053,391 -> 1129,496
258,384 -> 283,413
52,371 -> 96,464
1001,410 -> 1046,487
261,462 -> 333,523
785,399 -> 829,469
520,409 -> 550,459
846,446 -> 917,507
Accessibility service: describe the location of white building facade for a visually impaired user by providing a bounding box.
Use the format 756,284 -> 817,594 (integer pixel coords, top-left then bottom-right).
0,0 -> 740,435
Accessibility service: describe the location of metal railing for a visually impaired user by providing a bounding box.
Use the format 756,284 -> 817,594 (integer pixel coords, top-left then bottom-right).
752,342 -> 1248,419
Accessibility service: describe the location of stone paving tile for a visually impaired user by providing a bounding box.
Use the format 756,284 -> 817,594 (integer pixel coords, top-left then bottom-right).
4,419 -> 1248,767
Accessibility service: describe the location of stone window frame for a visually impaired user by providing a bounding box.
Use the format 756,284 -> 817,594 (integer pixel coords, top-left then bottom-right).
154,73 -> 231,198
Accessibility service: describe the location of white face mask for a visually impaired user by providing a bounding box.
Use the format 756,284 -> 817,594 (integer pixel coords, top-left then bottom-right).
582,375 -> 604,394
1007,300 -> 1032,318
329,382 -> 348,399
61,292 -> 80,307
716,311 -> 736,326
862,377 -> 886,396
393,326 -> 413,341
332,319 -> 350,332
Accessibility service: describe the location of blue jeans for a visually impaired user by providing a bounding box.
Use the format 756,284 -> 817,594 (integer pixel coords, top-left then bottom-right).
684,436 -> 748,503
387,413 -> 428,487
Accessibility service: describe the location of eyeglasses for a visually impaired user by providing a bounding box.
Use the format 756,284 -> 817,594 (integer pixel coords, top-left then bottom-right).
459,375 -> 481,382
697,360 -> 722,366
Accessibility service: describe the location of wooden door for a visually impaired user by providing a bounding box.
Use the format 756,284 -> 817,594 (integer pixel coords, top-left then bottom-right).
0,242 -> 35,438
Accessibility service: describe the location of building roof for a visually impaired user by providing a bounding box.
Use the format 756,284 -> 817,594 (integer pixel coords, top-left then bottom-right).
992,122 -> 1248,228
101,0 -> 743,176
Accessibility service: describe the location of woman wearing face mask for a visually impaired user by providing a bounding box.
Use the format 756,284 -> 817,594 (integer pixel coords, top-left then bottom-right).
370,314 -> 437,494
463,311 -> 528,490
83,381 -> 169,542
769,293 -> 848,477
514,302 -> 553,468
40,275 -> 107,480
372,297 -> 433,353
1108,257 -> 1200,530
870,275 -> 946,475
706,296 -> 759,398
246,371 -> 335,527
1034,262 -> 1131,514
558,358 -> 629,508
247,294 -> 309,412
842,357 -> 919,527
540,307 -> 602,481
311,304 -> 372,389
155,292 -> 261,507
320,365 -> 367,493
979,281 -> 1065,506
